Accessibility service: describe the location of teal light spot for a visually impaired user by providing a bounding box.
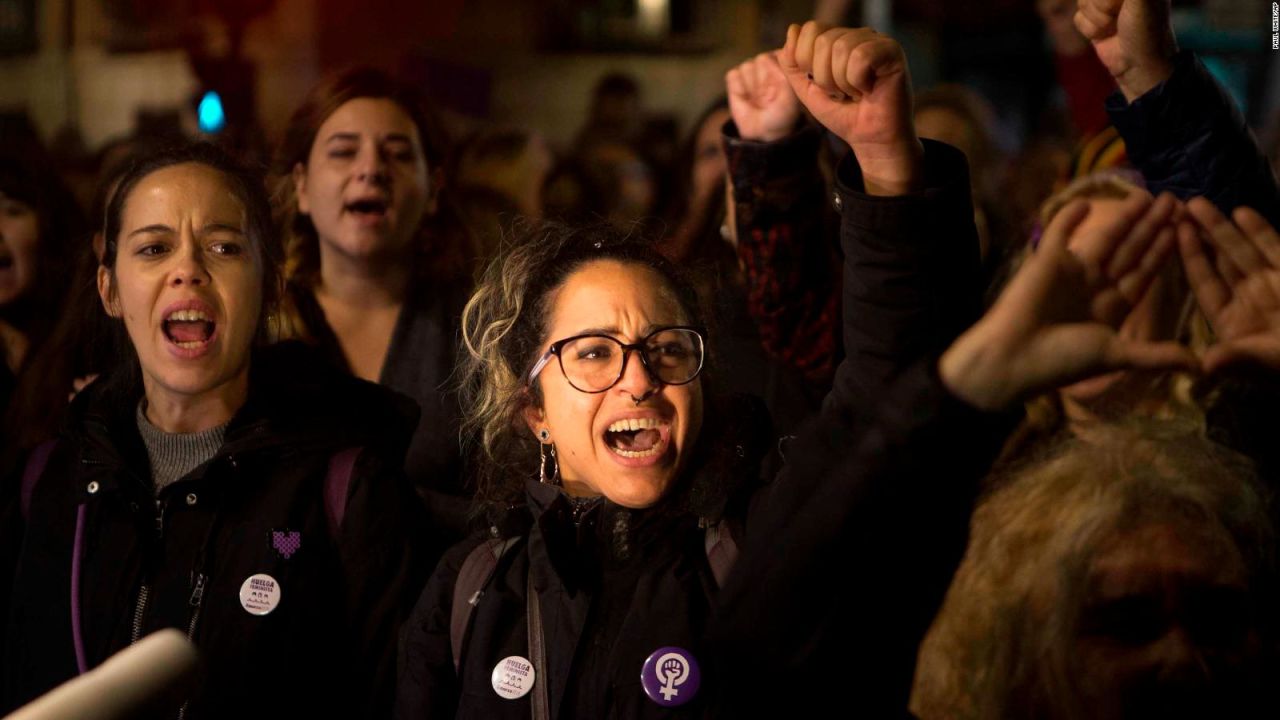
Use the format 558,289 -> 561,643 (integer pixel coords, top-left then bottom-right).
198,91 -> 226,133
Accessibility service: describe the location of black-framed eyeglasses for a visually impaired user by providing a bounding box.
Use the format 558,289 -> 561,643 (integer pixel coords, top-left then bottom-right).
527,326 -> 706,394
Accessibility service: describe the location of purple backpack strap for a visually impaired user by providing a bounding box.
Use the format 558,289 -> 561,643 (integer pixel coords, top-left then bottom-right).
323,447 -> 362,537
704,521 -> 739,589
21,439 -> 58,522
71,503 -> 89,675
450,537 -> 519,673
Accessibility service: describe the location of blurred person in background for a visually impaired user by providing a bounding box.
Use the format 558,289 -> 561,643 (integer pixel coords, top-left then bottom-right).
577,140 -> 659,226
912,186 -> 1280,720
574,71 -> 645,153
997,0 -> 1280,459
272,67 -> 472,538
661,94 -> 822,434
999,172 -> 1200,462
450,126 -> 554,276
453,126 -> 553,221
658,98 -> 731,265
0,140 -> 90,677
541,156 -> 609,224
913,424 -> 1276,720
0,143 -> 89,467
914,84 -> 1015,277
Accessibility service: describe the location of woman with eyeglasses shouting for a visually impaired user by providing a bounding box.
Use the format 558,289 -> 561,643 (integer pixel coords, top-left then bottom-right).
399,19 -> 1220,718
395,22 -> 997,718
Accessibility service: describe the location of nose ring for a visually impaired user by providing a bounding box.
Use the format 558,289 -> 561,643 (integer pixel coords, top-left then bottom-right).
628,390 -> 654,406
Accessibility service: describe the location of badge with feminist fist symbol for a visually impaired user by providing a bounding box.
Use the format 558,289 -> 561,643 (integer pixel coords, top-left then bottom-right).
641,646 -> 701,707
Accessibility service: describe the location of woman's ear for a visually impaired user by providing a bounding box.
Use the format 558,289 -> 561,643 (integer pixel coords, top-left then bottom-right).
520,388 -> 547,441
97,266 -> 120,318
292,162 -> 311,215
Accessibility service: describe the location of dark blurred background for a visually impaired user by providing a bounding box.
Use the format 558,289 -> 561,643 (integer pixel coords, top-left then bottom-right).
0,0 -> 1274,212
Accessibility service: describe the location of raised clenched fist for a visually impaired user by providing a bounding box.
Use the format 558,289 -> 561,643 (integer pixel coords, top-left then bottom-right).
777,21 -> 921,196
725,52 -> 801,144
1074,0 -> 1177,101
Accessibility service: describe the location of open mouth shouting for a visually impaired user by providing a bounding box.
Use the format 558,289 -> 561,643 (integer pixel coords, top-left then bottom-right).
161,299 -> 219,358
345,194 -> 390,223
603,415 -> 672,466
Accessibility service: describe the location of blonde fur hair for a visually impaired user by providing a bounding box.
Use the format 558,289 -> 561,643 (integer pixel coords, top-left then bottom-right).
911,423 -> 1271,719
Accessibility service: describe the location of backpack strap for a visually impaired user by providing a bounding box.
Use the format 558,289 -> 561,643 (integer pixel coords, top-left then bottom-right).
20,439 -> 58,522
527,571 -> 550,720
704,521 -> 739,588
451,536 -> 520,673
323,447 -> 362,537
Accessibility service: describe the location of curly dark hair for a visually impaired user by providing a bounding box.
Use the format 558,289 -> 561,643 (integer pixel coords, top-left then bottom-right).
458,221 -> 771,516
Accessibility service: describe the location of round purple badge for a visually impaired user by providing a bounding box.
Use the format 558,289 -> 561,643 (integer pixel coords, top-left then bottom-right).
640,646 -> 701,707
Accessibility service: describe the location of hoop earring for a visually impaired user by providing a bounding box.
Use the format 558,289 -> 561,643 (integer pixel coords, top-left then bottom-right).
539,441 -> 560,485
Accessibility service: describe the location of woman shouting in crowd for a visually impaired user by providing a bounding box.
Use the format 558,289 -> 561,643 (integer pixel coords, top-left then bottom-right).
273,68 -> 472,538
4,143 -> 424,718
394,19 -> 1192,712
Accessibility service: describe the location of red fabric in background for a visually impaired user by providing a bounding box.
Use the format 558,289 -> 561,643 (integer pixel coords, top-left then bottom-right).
1055,49 -> 1119,138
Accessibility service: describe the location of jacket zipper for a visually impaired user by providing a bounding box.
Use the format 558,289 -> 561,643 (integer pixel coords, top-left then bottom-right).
175,573 -> 207,720
129,585 -> 150,644
130,499 -> 166,645
185,574 -> 207,640
155,498 -> 166,539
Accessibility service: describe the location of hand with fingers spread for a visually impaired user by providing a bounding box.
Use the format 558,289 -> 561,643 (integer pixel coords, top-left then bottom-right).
1074,0 -> 1177,102
778,21 -> 922,196
940,192 -> 1196,411
1178,198 -> 1280,373
726,52 -> 802,143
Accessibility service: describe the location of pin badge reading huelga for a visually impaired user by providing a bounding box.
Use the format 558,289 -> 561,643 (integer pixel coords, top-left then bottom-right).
239,573 -> 281,616
491,655 -> 536,699
640,646 -> 701,707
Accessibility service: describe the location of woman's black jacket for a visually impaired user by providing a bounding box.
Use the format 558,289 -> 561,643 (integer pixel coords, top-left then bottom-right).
395,140 -> 1002,719
3,342 -> 437,719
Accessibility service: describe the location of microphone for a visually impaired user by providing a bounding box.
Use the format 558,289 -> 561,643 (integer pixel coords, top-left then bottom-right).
6,629 -> 198,720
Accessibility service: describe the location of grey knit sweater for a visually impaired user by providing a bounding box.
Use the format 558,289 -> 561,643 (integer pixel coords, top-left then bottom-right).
135,403 -> 228,493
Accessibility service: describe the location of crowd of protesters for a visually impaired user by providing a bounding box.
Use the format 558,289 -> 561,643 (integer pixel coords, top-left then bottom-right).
2,0 -> 1280,717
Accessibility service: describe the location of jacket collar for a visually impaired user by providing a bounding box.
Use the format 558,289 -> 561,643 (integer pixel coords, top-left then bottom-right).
67,341 -> 418,491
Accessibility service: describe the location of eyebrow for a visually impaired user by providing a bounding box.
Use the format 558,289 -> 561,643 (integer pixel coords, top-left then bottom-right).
203,222 -> 245,235
572,326 -> 621,337
568,324 -> 671,339
127,222 -> 245,239
128,224 -> 172,238
325,132 -> 415,145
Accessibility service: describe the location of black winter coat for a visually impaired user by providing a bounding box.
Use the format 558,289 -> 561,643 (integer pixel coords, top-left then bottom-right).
3,342 -> 434,719
1107,51 -> 1280,226
394,140 -> 985,719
